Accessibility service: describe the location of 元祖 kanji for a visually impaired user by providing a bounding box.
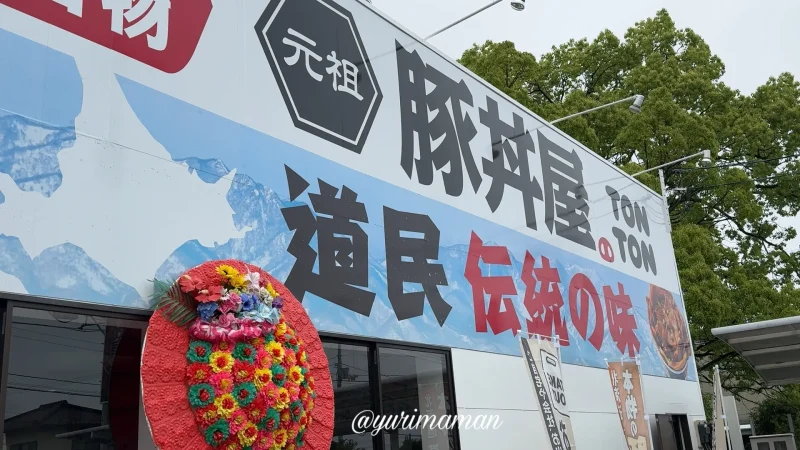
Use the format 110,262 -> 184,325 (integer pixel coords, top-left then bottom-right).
522,253 -> 568,343
326,50 -> 363,100
604,283 -> 641,356
396,44 -> 480,197
538,131 -> 595,250
383,207 -> 451,325
280,166 -> 376,316
103,0 -> 171,51
479,97 -> 543,230
464,232 -> 522,336
283,28 -> 324,82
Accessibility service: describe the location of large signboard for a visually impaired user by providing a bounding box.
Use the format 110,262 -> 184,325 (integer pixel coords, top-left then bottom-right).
0,0 -> 696,380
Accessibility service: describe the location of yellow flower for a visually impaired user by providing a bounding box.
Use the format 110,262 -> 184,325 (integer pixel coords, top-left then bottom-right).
280,409 -> 290,423
288,366 -> 304,384
267,283 -> 279,299
216,265 -> 241,279
214,394 -> 237,418
276,387 -> 290,410
210,351 -> 234,373
266,341 -> 284,363
275,322 -> 287,337
254,368 -> 273,389
308,398 -> 314,410
274,429 -> 288,447
298,351 -> 307,363
237,423 -> 258,447
286,444 -> 297,450
229,275 -> 246,289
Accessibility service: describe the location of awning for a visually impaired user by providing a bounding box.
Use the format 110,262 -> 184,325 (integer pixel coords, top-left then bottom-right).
711,316 -> 800,386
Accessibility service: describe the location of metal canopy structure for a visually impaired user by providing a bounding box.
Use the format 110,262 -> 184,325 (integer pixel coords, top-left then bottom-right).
712,316 -> 800,386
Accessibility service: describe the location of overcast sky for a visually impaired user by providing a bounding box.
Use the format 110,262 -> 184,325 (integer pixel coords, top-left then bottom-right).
370,0 -> 800,95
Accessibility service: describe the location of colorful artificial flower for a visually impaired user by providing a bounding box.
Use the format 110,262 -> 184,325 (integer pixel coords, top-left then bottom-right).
273,429 -> 288,448
270,364 -> 287,387
187,340 -> 213,363
197,285 -> 225,303
245,396 -> 267,423
295,430 -> 306,448
204,420 -> 230,447
188,383 -> 216,408
186,363 -> 213,385
286,384 -> 300,402
253,429 -> 274,450
179,274 -> 203,293
209,372 -> 235,394
287,366 -> 304,385
276,387 -> 290,411
229,410 -> 248,434
222,439 -> 243,450
262,383 -> 279,407
210,351 -> 235,373
198,301 -> 219,320
214,341 -> 232,352
271,296 -> 284,309
233,342 -> 257,363
214,393 -> 238,418
219,293 -> 242,314
280,409 -> 291,426
283,351 -> 297,369
256,349 -> 273,369
253,368 -> 273,389
195,405 -> 221,428
306,375 -> 315,390
233,382 -> 257,407
266,283 -> 279,300
232,360 -> 255,383
240,293 -> 258,312
298,351 -> 307,364
289,400 -> 304,422
266,341 -> 285,363
244,271 -> 261,289
216,264 -> 240,279
238,422 -> 259,447
260,407 -> 281,432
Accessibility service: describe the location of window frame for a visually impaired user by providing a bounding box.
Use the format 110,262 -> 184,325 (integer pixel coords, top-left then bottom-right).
0,295 -> 461,450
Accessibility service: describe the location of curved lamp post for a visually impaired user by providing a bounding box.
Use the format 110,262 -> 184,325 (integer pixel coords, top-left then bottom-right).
425,0 -> 525,40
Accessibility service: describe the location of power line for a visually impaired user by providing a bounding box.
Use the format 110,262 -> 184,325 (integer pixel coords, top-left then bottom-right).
7,385 -> 100,398
8,373 -> 101,387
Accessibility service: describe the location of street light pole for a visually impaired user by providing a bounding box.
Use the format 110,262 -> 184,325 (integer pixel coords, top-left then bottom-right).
550,95 -> 645,124
631,150 -> 712,233
425,0 -> 525,40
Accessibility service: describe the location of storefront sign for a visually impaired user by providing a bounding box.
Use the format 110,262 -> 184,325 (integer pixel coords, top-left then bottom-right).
521,337 -> 575,450
607,361 -> 652,450
0,0 -> 696,381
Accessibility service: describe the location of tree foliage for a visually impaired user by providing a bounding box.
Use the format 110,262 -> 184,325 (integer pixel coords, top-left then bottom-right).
751,386 -> 800,435
459,9 -> 800,398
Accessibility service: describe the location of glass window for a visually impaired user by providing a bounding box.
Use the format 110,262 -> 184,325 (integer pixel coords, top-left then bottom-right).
3,307 -> 145,450
378,347 -> 454,450
325,342 -> 376,450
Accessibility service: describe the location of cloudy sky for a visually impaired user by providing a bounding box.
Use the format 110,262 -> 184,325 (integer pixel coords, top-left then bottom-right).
370,0 -> 800,248
370,0 -> 800,95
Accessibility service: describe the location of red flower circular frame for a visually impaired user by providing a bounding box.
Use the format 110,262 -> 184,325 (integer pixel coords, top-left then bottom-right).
140,260 -> 334,450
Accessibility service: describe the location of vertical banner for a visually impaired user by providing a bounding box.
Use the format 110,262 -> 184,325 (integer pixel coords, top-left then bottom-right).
712,365 -> 730,450
607,361 -> 652,450
520,336 -> 576,450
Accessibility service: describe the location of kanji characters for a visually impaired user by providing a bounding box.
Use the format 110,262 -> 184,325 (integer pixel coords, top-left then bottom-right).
103,0 -> 171,51
54,0 -> 82,16
604,283 -> 641,357
538,131 -> 595,250
396,43 -> 480,197
280,166 -> 376,316
283,28 -> 324,81
465,232 -> 522,336
326,50 -> 363,100
479,97 -> 543,230
384,207 -> 451,325
522,253 -> 568,343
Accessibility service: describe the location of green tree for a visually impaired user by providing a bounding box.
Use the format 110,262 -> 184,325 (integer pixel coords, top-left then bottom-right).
459,9 -> 800,398
751,386 -> 800,435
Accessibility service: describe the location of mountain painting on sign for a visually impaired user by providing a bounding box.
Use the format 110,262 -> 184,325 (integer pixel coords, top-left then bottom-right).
0,27 -> 696,381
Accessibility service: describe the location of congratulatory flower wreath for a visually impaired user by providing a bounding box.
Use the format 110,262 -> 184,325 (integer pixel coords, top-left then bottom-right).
140,260 -> 333,450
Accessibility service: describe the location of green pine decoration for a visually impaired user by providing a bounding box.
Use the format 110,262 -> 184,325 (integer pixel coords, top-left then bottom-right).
149,278 -> 198,327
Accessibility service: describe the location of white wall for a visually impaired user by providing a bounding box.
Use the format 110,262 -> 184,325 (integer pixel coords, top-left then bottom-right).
452,348 -> 706,450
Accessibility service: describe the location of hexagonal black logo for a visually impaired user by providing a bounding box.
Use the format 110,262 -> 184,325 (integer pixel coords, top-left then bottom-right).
255,0 -> 382,154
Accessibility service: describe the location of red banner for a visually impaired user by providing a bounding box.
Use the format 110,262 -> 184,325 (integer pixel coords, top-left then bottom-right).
0,0 -> 211,73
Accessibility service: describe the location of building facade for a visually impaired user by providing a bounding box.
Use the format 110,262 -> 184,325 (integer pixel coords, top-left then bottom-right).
0,0 -> 705,449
